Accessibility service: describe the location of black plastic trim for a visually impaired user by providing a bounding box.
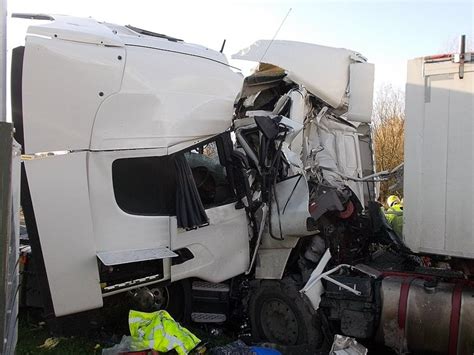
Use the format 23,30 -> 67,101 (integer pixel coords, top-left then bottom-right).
11,46 -> 25,154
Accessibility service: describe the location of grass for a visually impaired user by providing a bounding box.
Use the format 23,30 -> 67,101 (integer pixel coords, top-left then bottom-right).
17,326 -> 104,354
17,313 -> 110,355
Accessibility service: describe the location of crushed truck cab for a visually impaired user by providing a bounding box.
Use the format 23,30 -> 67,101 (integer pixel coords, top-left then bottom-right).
14,15 -> 373,317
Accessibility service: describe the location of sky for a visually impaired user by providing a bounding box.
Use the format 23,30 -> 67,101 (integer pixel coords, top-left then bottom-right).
6,0 -> 474,99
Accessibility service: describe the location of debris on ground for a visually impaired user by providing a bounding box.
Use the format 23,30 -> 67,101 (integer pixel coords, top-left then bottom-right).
330,334 -> 368,355
209,340 -> 253,355
209,340 -> 282,355
101,335 -> 134,355
37,337 -> 61,349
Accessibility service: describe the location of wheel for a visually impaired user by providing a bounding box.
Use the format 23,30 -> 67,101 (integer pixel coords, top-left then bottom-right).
164,280 -> 192,323
249,279 -> 323,347
128,280 -> 191,323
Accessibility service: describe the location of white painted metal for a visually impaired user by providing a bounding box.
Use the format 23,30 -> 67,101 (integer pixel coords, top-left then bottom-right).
26,16 -> 124,47
24,153 -> 103,316
309,116 -> 365,205
170,204 -> 249,283
232,40 -> 373,118
21,15 -> 242,154
255,248 -> 293,279
25,15 -> 229,64
97,247 -> 177,266
22,35 -> 125,153
270,175 -> 313,238
255,227 -> 300,279
404,56 -> 474,258
90,45 -> 242,151
300,248 -> 332,310
346,63 -> 375,123
288,89 -> 307,157
87,149 -> 172,253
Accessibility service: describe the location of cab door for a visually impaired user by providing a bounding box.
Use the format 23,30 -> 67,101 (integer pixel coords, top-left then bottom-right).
170,134 -> 250,283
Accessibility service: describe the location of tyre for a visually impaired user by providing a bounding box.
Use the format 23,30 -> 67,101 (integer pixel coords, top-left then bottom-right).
164,280 -> 192,323
249,279 -> 322,347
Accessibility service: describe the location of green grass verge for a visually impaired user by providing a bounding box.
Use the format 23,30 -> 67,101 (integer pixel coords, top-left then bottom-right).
17,317 -> 105,355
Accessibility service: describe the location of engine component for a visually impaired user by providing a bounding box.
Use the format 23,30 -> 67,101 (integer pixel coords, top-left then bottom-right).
320,275 -> 380,339
309,187 -> 345,222
304,236 -> 326,264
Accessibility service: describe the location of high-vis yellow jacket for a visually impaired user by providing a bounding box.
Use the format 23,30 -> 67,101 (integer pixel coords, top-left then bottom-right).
129,310 -> 200,355
385,204 -> 403,238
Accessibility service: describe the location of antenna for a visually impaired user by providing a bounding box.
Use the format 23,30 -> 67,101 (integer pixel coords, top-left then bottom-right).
259,7 -> 292,63
220,39 -> 227,53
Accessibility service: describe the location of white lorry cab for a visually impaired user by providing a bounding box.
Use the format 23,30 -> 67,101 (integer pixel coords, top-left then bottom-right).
12,15 -> 474,354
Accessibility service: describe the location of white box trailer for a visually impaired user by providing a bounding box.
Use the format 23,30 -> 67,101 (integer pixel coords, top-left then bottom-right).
404,51 -> 474,258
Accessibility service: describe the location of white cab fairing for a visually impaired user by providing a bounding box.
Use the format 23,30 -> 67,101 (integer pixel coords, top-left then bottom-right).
233,40 -> 374,122
24,153 -> 103,316
22,15 -> 243,153
22,35 -> 125,153
90,45 -> 242,151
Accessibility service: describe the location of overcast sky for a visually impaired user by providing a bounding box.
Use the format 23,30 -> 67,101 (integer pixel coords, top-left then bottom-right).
7,0 -> 474,95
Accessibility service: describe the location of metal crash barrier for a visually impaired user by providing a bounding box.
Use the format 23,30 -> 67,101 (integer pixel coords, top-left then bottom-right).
0,122 -> 20,354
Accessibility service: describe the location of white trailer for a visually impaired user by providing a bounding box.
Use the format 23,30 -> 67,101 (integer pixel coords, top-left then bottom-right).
404,50 -> 474,258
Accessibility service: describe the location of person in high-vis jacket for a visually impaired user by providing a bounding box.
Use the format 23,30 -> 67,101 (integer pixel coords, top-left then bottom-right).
129,310 -> 200,355
385,195 -> 403,237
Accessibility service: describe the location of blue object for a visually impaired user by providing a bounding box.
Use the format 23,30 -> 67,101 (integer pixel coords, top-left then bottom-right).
251,346 -> 281,355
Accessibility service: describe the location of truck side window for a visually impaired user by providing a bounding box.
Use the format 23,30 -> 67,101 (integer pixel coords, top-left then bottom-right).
112,135 -> 236,217
112,155 -> 177,215
184,140 -> 235,209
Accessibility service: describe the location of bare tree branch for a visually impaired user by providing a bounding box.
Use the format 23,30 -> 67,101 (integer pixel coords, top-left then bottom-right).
372,84 -> 405,203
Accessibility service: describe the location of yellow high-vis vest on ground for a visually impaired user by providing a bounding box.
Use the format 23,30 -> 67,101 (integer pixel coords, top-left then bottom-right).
129,310 -> 200,355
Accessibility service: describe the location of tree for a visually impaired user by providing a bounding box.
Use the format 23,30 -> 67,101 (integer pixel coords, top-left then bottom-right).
372,84 -> 405,204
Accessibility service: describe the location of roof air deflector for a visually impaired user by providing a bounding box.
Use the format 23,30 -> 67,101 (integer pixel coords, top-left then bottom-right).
125,25 -> 183,42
